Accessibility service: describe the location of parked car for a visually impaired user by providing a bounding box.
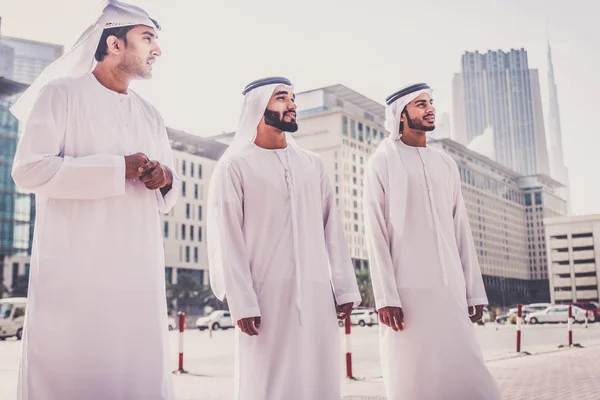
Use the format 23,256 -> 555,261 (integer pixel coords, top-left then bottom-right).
0,297 -> 27,341
525,303 -> 552,313
570,302 -> 599,321
196,310 -> 234,331
525,305 -> 587,324
350,309 -> 378,327
495,307 -> 534,324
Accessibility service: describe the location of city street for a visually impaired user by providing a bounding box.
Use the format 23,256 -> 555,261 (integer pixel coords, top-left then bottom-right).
1,322 -> 600,399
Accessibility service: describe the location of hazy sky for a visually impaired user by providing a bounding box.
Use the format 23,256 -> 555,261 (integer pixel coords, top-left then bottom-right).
1,0 -> 598,215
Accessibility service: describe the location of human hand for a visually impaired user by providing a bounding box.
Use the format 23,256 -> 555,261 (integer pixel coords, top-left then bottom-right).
468,305 -> 485,323
138,160 -> 173,190
237,316 -> 261,336
124,153 -> 149,179
378,306 -> 404,331
336,302 -> 354,320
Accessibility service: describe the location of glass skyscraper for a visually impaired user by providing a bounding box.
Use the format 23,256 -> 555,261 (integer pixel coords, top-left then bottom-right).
459,49 -> 539,176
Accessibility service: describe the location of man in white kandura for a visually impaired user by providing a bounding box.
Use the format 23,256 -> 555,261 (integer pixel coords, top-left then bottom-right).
207,77 -> 361,400
10,1 -> 178,399
363,83 -> 502,400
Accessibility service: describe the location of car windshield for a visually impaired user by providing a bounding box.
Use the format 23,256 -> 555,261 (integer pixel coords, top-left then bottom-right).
0,303 -> 13,319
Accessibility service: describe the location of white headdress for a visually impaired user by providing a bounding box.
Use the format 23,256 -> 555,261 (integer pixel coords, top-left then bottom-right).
384,83 -> 433,140
10,0 -> 160,122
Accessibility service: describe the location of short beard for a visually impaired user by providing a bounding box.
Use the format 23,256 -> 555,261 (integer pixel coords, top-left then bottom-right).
263,109 -> 298,132
117,47 -> 151,79
401,109 -> 435,134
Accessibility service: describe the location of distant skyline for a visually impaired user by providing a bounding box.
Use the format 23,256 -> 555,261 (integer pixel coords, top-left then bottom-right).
0,0 -> 598,215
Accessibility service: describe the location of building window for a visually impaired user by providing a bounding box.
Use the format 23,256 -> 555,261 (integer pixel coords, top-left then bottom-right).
535,192 -> 542,205
198,165 -> 203,179
198,205 -> 203,221
354,224 -> 358,232
190,162 -> 194,177
190,225 -> 194,241
198,226 -> 203,242
182,160 -> 186,176
194,184 -> 199,199
185,246 -> 190,262
358,122 -> 364,142
342,116 -> 348,136
181,224 -> 186,240
354,212 -> 358,220
182,182 -> 186,197
194,247 -> 199,263
186,203 -> 190,219
164,221 -> 169,238
351,120 -> 356,139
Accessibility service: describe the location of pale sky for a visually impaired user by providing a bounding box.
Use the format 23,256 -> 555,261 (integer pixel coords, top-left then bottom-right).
1,0 -> 598,215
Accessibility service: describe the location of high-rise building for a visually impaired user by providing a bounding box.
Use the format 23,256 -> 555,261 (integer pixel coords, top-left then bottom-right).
546,43 -> 570,210
0,36 -> 63,85
0,75 -> 29,296
455,49 -> 549,177
162,129 -> 227,312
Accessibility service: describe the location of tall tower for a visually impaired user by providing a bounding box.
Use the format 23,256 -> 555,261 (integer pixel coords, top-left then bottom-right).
458,49 -> 546,176
546,42 -> 570,209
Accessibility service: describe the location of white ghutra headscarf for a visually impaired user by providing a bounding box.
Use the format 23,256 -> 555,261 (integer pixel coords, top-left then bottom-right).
10,0 -> 160,122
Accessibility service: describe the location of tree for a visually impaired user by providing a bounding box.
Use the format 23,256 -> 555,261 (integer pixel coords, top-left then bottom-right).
355,268 -> 375,308
166,273 -> 224,316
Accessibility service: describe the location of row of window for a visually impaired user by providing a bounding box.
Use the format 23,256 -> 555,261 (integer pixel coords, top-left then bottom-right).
164,221 -> 203,242
181,182 -> 204,199
184,203 -> 203,221
342,116 -> 386,144
177,160 -> 203,179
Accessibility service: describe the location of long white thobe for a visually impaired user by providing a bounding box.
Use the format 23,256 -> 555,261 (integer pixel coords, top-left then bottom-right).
11,73 -> 178,400
363,138 -> 501,400
214,143 -> 361,400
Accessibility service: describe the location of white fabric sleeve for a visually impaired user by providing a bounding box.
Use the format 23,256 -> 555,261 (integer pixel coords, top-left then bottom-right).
217,161 -> 261,322
319,161 -> 362,307
451,163 -> 488,307
154,120 -> 180,214
363,161 -> 402,310
11,84 -> 125,200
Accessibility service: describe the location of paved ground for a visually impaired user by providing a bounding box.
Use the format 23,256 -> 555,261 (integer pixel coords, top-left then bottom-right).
1,323 -> 600,399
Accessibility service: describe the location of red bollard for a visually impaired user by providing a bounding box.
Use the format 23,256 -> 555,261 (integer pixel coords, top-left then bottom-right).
174,312 -> 188,374
516,304 -> 522,353
568,305 -> 573,347
344,316 -> 353,379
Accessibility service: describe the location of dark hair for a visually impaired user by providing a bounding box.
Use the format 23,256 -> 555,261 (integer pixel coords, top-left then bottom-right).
94,26 -> 135,62
399,107 -> 407,136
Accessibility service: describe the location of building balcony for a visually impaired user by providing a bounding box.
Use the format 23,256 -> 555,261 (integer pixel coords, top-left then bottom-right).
550,238 -> 569,249
575,277 -> 598,287
573,250 -> 595,261
551,264 -> 571,275
571,237 -> 594,248
551,252 -> 570,262
573,263 -> 596,274
576,290 -> 599,301
554,291 -> 574,301
552,277 -> 572,288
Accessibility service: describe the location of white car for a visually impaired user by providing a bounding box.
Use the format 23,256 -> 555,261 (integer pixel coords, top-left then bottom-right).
525,303 -> 552,313
525,305 -> 587,324
0,297 -> 27,341
196,310 -> 234,331
350,309 -> 378,327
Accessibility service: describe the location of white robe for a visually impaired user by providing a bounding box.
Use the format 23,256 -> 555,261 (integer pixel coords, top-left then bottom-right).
214,143 -> 361,400
363,138 -> 501,400
11,73 -> 178,400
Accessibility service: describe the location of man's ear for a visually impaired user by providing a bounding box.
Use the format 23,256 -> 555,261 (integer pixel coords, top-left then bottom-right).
105,35 -> 121,56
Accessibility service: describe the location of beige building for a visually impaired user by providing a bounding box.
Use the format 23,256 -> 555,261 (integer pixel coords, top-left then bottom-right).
163,129 -> 226,287
545,215 -> 600,304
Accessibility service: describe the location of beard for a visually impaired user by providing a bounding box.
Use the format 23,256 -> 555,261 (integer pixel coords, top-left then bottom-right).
263,109 -> 298,132
403,109 -> 435,132
117,49 -> 152,79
